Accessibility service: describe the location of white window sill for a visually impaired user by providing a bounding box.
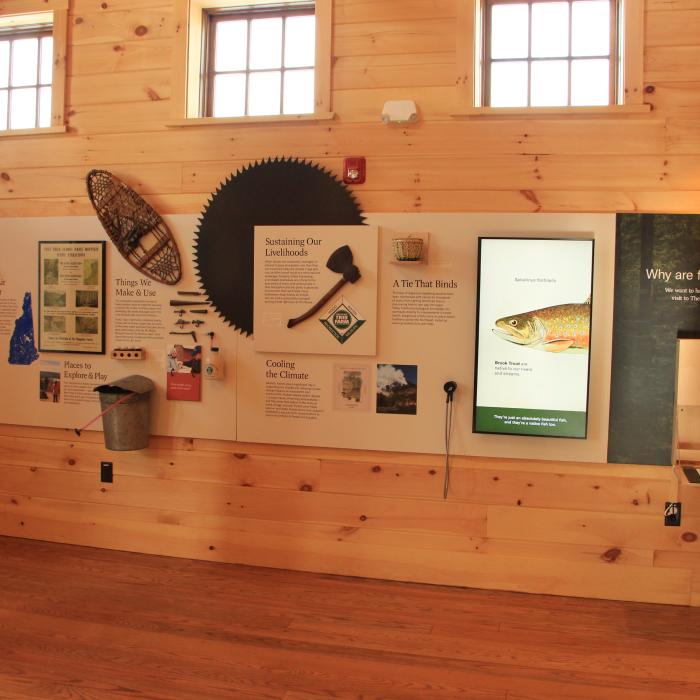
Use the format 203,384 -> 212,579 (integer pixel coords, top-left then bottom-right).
0,125 -> 67,138
452,104 -> 652,118
166,112 -> 335,128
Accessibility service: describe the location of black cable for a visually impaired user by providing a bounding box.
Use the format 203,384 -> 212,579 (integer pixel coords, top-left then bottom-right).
443,398 -> 453,499
443,381 -> 456,499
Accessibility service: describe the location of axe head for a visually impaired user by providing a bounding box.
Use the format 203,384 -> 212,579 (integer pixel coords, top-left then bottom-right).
326,245 -> 354,274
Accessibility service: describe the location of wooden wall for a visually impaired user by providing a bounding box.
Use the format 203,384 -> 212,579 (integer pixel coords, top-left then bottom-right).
2,0 -> 700,217
0,424 -> 698,606
1,0 -> 700,605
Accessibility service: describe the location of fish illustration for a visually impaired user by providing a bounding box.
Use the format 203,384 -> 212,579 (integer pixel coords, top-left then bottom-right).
493,298 -> 590,353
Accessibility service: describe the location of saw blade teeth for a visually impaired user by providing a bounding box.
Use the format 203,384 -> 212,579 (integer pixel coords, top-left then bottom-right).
194,157 -> 365,336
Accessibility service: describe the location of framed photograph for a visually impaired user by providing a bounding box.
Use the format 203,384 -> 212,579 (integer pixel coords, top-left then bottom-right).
38,241 -> 106,354
473,237 -> 594,439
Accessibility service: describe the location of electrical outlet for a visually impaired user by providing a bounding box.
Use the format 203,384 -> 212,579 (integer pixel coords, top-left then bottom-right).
664,501 -> 681,526
100,461 -> 113,483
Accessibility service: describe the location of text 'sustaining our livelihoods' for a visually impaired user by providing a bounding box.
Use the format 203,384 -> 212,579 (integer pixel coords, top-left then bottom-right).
474,237 -> 594,439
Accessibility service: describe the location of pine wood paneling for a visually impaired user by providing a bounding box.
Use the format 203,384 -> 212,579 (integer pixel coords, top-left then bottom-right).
71,8 -> 174,46
70,68 -> 172,105
487,504 -> 700,552
334,0 -> 456,24
0,163 -> 182,199
320,458 -> 672,515
647,1 -> 700,9
0,428 -> 698,606
70,38 -> 174,75
333,19 -> 455,57
1,2 -> 700,607
333,53 -> 456,90
645,46 -> 700,82
645,9 -> 700,46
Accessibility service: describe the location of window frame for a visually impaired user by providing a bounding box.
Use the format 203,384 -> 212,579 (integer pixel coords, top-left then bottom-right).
202,3 -> 316,119
0,24 -> 53,130
172,0 -> 333,126
455,0 -> 648,116
483,0 -> 618,108
0,0 -> 68,137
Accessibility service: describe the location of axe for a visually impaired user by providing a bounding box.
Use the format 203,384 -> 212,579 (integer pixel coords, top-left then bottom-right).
287,245 -> 361,329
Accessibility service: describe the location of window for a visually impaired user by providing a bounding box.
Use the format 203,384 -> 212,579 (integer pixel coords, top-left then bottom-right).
0,1 -> 68,135
455,0 -> 646,114
486,0 -> 616,108
0,22 -> 53,130
174,0 -> 332,124
205,5 -> 315,117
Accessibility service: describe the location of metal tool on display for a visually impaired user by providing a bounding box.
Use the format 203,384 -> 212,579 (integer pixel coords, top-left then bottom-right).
193,157 -> 365,336
287,245 -> 361,328
169,330 -> 198,343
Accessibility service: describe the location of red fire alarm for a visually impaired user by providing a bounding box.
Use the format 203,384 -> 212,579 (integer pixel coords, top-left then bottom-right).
343,156 -> 366,184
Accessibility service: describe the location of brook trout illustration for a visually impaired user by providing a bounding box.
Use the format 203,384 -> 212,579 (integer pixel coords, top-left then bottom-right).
493,299 -> 590,353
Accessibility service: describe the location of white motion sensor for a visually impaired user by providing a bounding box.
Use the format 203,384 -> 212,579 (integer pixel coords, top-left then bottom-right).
381,100 -> 418,124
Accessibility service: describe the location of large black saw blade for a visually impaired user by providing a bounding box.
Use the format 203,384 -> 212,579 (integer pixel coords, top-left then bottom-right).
193,158 -> 365,336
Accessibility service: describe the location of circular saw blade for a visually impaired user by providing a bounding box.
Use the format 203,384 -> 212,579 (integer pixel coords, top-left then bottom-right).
193,157 -> 365,335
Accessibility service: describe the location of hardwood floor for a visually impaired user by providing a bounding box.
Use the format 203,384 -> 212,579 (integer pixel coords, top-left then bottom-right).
0,536 -> 699,700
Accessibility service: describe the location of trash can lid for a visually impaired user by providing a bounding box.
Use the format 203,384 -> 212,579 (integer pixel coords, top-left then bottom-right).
94,375 -> 155,395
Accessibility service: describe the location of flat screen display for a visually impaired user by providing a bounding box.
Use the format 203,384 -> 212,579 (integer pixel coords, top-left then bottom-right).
474,237 -> 594,438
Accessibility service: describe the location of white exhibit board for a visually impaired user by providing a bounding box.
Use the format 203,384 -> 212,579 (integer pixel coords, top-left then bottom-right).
238,213 -> 615,462
0,212 -> 615,462
0,216 -> 237,441
253,225 -> 378,355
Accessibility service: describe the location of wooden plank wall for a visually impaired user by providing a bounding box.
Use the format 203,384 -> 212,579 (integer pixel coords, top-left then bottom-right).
0,424 -> 698,606
1,0 -> 700,605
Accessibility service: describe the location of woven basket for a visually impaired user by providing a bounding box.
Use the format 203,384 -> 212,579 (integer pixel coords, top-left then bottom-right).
392,236 -> 423,261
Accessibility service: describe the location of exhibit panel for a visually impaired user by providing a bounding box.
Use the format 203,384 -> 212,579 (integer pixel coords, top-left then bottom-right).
253,225 -> 379,356
609,214 -> 700,466
0,216 -> 238,441
237,213 -> 615,462
0,212 -> 613,461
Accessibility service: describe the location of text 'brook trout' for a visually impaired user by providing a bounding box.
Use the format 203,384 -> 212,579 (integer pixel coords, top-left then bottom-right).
493,298 -> 590,354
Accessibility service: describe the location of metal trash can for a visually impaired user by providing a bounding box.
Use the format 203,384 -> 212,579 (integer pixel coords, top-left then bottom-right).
94,375 -> 154,451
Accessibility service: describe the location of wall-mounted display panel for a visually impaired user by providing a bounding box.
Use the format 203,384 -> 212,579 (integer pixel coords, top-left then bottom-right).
238,214 -> 614,462
474,238 -> 594,439
609,213 -> 700,466
0,213 -> 615,462
0,216 -> 237,441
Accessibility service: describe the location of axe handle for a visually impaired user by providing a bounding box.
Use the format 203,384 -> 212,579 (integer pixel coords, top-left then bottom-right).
287,278 -> 347,329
